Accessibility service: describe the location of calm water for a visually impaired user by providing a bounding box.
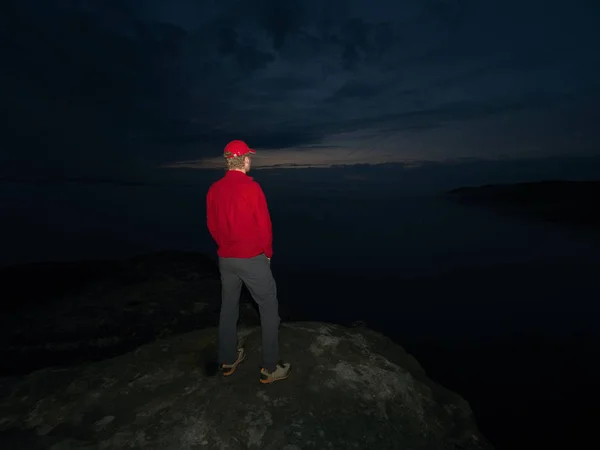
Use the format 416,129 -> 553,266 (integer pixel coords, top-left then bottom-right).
2,181 -> 600,343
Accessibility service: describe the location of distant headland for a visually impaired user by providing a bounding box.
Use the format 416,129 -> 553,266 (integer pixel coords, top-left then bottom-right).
447,180 -> 600,229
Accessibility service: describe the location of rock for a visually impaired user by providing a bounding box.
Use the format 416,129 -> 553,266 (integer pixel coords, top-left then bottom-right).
0,252 -> 227,376
349,319 -> 368,329
0,250 -> 221,310
0,322 -> 493,449
0,251 -> 284,377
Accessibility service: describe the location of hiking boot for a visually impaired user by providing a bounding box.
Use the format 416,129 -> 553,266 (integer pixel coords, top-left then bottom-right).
220,348 -> 246,376
259,361 -> 291,384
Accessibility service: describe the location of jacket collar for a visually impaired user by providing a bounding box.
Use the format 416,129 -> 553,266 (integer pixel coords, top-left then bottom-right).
225,170 -> 252,181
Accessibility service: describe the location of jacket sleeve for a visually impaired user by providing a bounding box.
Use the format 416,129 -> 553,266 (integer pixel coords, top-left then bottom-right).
254,182 -> 273,258
206,188 -> 219,246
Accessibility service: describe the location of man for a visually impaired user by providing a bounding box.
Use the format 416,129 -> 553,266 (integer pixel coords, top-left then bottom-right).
206,139 -> 291,384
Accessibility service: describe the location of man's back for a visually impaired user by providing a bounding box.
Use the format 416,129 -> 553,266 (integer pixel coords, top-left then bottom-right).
206,170 -> 273,259
209,140 -> 290,384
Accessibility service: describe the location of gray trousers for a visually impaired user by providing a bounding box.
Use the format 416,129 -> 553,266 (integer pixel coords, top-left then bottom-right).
218,254 -> 280,372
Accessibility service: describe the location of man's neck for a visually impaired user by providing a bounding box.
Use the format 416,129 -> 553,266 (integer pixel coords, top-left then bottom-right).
230,169 -> 247,174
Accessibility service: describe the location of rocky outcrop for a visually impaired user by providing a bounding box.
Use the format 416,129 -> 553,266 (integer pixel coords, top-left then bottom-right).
0,322 -> 492,449
0,251 -> 260,376
0,251 -> 493,447
447,180 -> 600,229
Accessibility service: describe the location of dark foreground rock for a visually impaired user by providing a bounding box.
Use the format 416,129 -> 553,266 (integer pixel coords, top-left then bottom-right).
0,322 -> 492,450
447,180 -> 600,229
0,251 -> 263,376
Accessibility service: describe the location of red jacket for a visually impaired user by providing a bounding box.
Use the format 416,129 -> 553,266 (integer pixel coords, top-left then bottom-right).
206,170 -> 273,259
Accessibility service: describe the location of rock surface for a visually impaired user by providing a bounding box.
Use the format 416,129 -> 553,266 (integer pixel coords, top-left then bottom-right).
0,251 -> 261,376
0,322 -> 492,450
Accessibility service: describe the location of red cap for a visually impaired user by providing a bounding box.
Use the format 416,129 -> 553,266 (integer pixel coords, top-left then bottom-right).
224,140 -> 256,159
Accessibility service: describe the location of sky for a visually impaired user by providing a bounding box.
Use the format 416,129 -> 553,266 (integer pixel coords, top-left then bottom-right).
1,0 -> 599,179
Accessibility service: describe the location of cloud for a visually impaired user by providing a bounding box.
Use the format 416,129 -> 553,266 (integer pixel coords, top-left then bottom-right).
1,0 -> 599,176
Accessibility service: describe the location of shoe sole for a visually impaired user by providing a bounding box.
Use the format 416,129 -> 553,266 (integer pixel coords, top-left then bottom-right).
259,368 -> 291,384
222,351 -> 246,377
